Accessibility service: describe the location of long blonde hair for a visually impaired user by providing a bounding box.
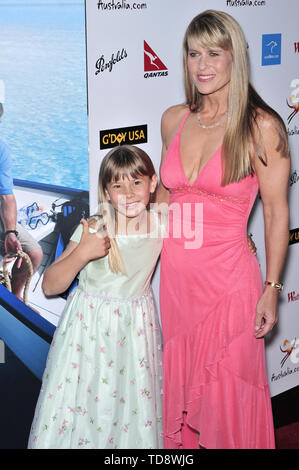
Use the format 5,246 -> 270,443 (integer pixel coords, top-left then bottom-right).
92,145 -> 156,275
183,9 -> 289,184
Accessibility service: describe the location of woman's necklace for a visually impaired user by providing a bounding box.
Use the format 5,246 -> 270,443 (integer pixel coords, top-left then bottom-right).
197,110 -> 227,129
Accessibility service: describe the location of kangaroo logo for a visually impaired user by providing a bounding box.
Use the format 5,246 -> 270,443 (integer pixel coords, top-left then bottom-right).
262,33 -> 281,66
266,40 -> 278,54
144,41 -> 167,72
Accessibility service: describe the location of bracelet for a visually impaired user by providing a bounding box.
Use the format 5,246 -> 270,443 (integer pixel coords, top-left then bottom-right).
264,280 -> 283,292
4,230 -> 19,238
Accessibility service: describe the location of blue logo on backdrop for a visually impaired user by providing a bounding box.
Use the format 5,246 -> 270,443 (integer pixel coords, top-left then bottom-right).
262,34 -> 282,66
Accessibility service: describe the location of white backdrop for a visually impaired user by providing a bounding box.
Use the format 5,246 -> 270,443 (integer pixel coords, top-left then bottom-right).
85,0 -> 299,397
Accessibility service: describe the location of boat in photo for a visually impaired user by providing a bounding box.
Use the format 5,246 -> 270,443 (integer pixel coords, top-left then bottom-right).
0,178 -> 89,378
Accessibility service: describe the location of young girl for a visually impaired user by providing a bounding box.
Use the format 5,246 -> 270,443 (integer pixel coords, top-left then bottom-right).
28,145 -> 164,449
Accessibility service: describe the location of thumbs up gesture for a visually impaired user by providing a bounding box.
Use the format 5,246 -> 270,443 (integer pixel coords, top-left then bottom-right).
78,218 -> 111,262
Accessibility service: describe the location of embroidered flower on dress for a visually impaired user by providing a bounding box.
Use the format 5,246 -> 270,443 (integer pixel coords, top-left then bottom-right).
118,337 -> 126,347
76,312 -> 83,321
78,437 -> 90,447
141,388 -> 152,400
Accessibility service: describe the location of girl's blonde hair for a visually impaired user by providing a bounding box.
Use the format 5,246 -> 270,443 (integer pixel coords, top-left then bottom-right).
183,9 -> 289,184
91,145 -> 156,275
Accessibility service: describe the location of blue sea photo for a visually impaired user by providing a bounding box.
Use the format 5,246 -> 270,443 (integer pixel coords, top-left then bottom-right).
0,0 -> 88,190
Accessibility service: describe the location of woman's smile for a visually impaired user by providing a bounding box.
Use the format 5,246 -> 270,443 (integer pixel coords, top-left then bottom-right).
197,74 -> 216,82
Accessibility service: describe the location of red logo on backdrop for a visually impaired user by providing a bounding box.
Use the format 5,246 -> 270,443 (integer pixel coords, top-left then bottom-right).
295,42 -> 299,53
144,41 -> 167,72
288,291 -> 299,302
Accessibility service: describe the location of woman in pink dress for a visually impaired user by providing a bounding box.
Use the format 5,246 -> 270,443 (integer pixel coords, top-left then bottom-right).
157,10 -> 290,449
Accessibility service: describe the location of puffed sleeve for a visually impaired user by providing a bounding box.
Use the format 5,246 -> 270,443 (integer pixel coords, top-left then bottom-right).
69,223 -> 83,243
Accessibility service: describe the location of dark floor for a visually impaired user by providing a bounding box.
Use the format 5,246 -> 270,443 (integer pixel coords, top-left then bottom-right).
275,421 -> 299,449
0,344 -> 298,449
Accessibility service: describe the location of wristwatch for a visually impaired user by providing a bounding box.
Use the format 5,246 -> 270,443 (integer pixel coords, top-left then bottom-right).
4,230 -> 19,238
264,280 -> 283,292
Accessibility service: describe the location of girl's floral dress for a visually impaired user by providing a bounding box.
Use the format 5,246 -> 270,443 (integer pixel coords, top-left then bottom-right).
28,214 -> 164,449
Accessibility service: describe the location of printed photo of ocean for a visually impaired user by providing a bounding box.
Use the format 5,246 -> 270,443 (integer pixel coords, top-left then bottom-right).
0,0 -> 88,190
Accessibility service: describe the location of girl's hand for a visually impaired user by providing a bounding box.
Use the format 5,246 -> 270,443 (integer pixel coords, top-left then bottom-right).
78,218 -> 110,262
247,233 -> 257,255
254,287 -> 278,338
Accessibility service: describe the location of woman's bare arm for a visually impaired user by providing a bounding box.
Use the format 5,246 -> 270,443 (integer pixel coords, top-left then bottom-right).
253,113 -> 290,338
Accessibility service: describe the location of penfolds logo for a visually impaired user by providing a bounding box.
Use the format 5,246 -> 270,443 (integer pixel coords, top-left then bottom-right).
95,48 -> 127,75
295,42 -> 299,53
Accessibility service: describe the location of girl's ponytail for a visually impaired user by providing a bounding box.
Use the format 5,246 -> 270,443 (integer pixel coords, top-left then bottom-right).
91,186 -> 127,276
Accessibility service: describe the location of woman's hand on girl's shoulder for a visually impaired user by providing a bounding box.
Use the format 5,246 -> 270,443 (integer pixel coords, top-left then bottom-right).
77,218 -> 110,262
247,234 -> 257,255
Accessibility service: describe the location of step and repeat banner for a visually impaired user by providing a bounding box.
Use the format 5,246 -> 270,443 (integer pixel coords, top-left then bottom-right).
85,0 -> 299,397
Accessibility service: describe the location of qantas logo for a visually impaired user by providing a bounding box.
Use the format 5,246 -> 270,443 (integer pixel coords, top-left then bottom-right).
144,41 -> 168,78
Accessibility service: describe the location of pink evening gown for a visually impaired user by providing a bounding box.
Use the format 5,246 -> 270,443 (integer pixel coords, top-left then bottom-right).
160,110 -> 275,449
